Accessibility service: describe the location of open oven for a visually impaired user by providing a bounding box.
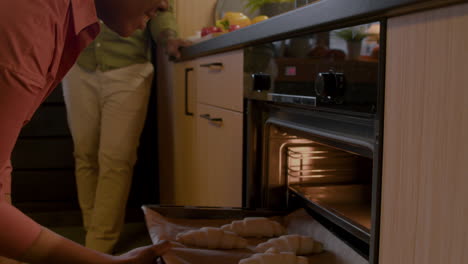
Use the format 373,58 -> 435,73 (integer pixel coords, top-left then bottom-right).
243,20 -> 385,262
151,20 -> 384,264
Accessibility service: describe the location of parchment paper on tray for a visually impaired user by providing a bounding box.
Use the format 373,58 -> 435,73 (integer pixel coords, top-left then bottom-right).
142,206 -> 367,264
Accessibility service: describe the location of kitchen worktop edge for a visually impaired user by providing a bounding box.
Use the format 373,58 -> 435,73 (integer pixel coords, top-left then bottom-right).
179,0 -> 466,61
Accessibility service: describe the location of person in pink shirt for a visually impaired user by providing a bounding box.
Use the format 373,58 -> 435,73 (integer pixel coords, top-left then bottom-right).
0,0 -> 173,263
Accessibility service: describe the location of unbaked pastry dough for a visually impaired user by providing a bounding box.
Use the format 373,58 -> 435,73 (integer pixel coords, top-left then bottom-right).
221,217 -> 286,237
239,248 -> 308,264
255,234 -> 323,255
176,227 -> 248,249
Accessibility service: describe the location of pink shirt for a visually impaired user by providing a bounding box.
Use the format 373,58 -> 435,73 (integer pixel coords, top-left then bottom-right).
0,0 -> 99,258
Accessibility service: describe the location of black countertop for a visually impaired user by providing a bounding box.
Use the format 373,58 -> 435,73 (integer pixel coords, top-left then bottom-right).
180,0 -> 466,60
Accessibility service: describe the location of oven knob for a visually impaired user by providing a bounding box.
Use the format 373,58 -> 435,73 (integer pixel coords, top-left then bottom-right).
315,71 -> 345,104
252,73 -> 271,92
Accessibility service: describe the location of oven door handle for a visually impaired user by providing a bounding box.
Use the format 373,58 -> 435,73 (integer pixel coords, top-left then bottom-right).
200,114 -> 223,125
265,118 -> 374,157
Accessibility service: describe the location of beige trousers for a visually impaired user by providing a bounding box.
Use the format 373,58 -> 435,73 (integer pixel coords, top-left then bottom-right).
62,63 -> 154,253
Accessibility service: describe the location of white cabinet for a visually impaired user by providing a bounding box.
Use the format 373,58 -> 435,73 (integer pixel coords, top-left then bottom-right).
159,60 -> 198,206
194,50 -> 244,207
380,3 -> 468,264
197,50 -> 244,112
159,0 -> 220,205
160,50 -> 244,207
195,104 -> 243,207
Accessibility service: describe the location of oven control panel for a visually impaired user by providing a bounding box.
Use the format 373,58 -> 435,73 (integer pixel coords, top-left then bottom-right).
244,21 -> 381,116
315,70 -> 345,104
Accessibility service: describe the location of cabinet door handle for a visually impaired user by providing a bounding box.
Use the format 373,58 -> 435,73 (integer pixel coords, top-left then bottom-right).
185,68 -> 194,116
200,114 -> 223,125
200,62 -> 223,71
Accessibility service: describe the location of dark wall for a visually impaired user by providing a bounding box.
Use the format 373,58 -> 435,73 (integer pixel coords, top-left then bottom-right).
11,85 -> 78,212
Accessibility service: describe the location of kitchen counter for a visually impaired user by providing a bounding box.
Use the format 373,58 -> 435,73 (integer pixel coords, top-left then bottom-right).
180,0 -> 467,60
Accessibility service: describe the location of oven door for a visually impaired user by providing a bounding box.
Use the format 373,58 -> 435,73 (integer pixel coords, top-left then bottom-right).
244,100 -> 377,258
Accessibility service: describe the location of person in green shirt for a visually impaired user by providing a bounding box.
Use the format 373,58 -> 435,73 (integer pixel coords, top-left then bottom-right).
61,0 -> 190,254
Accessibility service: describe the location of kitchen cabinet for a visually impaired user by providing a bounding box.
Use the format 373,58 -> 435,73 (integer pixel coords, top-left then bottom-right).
197,50 -> 244,112
159,0 -> 220,206
380,3 -> 468,264
160,50 -> 244,207
159,60 -> 199,206
194,50 -> 244,207
195,104 -> 243,207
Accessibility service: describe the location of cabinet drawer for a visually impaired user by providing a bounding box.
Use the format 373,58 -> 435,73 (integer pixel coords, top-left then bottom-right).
197,50 -> 244,112
195,103 -> 243,207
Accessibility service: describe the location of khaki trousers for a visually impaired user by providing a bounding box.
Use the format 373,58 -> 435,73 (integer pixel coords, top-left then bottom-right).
0,194 -> 23,264
62,63 -> 153,253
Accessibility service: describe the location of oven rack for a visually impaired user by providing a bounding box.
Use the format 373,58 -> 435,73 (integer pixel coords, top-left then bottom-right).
286,146 -> 355,179
287,167 -> 355,178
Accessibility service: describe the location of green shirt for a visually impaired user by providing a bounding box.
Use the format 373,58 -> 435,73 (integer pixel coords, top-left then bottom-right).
77,1 -> 178,72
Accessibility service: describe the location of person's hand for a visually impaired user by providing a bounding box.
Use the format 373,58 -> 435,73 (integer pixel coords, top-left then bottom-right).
165,38 -> 192,60
114,240 -> 171,264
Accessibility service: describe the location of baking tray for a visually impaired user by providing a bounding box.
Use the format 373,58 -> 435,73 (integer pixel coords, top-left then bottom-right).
142,205 -> 367,264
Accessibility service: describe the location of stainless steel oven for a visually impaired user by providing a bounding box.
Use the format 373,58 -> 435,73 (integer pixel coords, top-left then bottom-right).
243,21 -> 385,262
244,21 -> 381,117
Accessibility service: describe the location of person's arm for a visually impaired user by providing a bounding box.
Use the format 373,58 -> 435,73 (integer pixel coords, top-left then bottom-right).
148,0 -> 191,59
0,68 -> 170,264
20,228 -> 170,264
0,67 -> 44,260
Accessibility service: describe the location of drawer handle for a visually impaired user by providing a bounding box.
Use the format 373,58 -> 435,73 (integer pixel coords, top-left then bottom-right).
185,68 -> 194,116
200,114 -> 223,125
200,62 -> 223,71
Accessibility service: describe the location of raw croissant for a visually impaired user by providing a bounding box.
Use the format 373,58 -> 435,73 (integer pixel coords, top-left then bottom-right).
255,234 -> 323,255
176,227 -> 248,249
221,217 -> 286,237
239,248 -> 308,264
